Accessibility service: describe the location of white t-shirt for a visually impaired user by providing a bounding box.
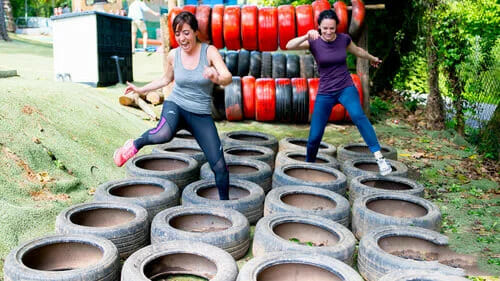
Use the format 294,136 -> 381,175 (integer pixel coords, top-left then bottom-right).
128,0 -> 149,21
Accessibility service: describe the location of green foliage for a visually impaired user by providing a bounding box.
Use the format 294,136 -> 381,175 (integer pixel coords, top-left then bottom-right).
10,0 -> 70,17
369,96 -> 392,121
392,51 -> 428,94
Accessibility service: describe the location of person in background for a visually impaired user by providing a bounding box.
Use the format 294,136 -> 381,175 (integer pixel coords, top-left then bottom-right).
286,9 -> 392,176
62,4 -> 70,14
128,0 -> 159,53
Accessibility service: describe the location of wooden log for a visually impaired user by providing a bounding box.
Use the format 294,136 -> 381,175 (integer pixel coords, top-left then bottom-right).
146,91 -> 163,105
119,93 -> 158,120
347,4 -> 385,10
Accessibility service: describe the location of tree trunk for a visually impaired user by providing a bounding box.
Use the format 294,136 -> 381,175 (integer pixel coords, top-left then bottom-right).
0,0 -> 10,41
3,0 -> 14,32
449,68 -> 465,136
356,24 -> 370,117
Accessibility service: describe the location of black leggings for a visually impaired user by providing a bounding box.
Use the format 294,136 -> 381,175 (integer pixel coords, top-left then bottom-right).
134,101 -> 229,200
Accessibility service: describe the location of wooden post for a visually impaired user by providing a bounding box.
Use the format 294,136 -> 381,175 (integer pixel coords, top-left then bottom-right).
160,13 -> 171,98
356,24 -> 370,116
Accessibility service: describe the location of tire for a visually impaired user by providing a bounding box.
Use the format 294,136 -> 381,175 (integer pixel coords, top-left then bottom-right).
150,206 -> 250,259
277,5 -> 296,50
237,49 -> 250,77
312,0 -> 331,29
337,143 -> 398,163
153,141 -> 206,170
4,234 -> 119,281
249,51 -> 262,78
122,240 -> 238,281
170,129 -> 198,145
237,252 -> 363,281
211,84 -> 226,120
334,1 -> 348,33
264,185 -> 350,226
223,5 -> 241,50
200,156 -> 273,193
349,175 -> 425,205
221,130 -> 279,153
379,270 -> 469,281
225,76 -> 243,121
275,78 -> 292,122
182,5 -> 196,15
279,137 -> 337,157
182,178 -> 265,224
341,158 -> 408,185
167,7 -> 182,49
358,226 -> 466,281
295,4 -> 314,37
260,52 -> 272,78
349,0 -> 366,41
225,50 -> 239,76
286,54 -> 300,78
195,5 -> 211,43
352,193 -> 441,239
126,153 -> 199,190
272,53 -> 286,78
93,177 -> 180,222
329,104 -> 345,122
291,78 -> 309,123
345,73 -> 363,121
300,54 -> 314,78
258,7 -> 278,51
272,163 -> 347,196
255,78 -> 276,121
211,4 -> 225,49
252,213 -> 356,265
224,144 -> 275,169
55,202 -> 148,258
241,5 -> 258,51
307,77 -> 319,121
219,49 -> 226,61
241,76 -> 256,119
275,150 -> 339,170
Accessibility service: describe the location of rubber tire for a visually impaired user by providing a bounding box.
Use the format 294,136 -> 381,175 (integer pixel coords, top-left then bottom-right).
4,234 -> 119,281
237,49 -> 250,77
275,150 -> 339,170
286,53 -> 300,78
300,54 -> 314,78
352,192 -> 442,239
211,84 -> 226,120
241,76 -> 256,119
272,163 -> 347,195
260,52 -> 272,78
223,5 -> 241,50
291,77 -> 309,123
349,175 -> 425,206
349,0 -> 366,41
225,76 -> 243,121
237,251 -> 364,281
279,137 -> 337,157
277,5 -> 296,50
252,213 -> 356,265
312,0 -> 331,29
258,7 -> 278,51
358,226 -> 466,281
329,104 -> 346,122
272,53 -> 286,78
219,49 -> 226,61
334,1 -> 348,34
122,240 -> 238,281
195,5 -> 212,43
152,141 -> 206,171
241,5 -> 258,51
182,5 -> 196,15
126,153 -> 199,190
337,143 -> 398,163
167,7 -> 182,49
379,270 -> 469,281
225,50 -> 239,76
93,177 -> 180,222
308,77 -> 319,122
169,129 -> 198,145
200,156 -> 273,193
182,178 -> 265,224
275,78 -> 292,122
55,202 -> 148,258
255,78 -> 276,121
211,4 -> 225,49
295,4 -> 314,37
249,51 -> 262,78
264,185 -> 350,226
341,158 -> 408,185
150,206 -> 250,259
221,130 -> 279,153
224,144 -> 275,169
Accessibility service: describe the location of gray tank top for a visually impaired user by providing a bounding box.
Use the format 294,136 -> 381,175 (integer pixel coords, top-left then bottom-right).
167,43 -> 214,115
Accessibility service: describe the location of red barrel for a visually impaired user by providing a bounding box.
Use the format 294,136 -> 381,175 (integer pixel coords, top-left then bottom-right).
195,5 -> 211,43
258,7 -> 278,51
211,4 -> 225,49
223,6 -> 241,50
255,78 -> 276,121
312,0 -> 331,29
295,5 -> 314,37
333,1 -> 348,33
277,5 -> 296,50
241,5 -> 258,51
242,76 -> 256,119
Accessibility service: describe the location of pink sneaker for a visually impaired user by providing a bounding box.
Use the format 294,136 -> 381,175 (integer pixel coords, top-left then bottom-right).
113,139 -> 138,167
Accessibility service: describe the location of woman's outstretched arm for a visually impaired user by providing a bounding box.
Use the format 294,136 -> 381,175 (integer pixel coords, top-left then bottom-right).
347,41 -> 382,68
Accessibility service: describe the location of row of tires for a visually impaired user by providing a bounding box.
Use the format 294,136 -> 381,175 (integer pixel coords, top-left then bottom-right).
220,50 -> 318,79
213,75 -> 363,122
167,0 -> 366,51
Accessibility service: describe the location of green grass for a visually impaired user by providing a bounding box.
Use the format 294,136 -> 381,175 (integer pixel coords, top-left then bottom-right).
0,35 -> 499,279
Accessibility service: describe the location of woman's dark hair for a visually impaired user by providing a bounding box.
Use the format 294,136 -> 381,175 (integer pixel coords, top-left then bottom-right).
172,11 -> 198,32
317,9 -> 339,26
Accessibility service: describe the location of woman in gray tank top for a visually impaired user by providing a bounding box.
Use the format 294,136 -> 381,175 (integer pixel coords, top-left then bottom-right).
114,11 -> 233,200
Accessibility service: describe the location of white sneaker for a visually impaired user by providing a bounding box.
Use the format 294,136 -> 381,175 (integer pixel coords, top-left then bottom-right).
377,158 -> 392,176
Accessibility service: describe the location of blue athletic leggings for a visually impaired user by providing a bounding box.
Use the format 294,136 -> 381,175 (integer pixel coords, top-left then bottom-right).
134,101 -> 229,200
306,85 -> 382,162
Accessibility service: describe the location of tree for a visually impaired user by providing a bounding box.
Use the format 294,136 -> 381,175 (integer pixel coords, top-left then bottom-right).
0,0 -> 11,41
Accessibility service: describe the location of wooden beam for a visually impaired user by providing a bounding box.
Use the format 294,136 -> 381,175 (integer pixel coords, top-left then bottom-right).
356,24 -> 371,116
347,4 -> 385,10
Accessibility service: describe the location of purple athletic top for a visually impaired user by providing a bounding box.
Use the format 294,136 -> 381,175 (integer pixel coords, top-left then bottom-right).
308,33 -> 354,93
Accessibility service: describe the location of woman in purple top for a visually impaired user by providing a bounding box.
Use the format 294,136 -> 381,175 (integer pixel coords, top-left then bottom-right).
286,10 -> 391,175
